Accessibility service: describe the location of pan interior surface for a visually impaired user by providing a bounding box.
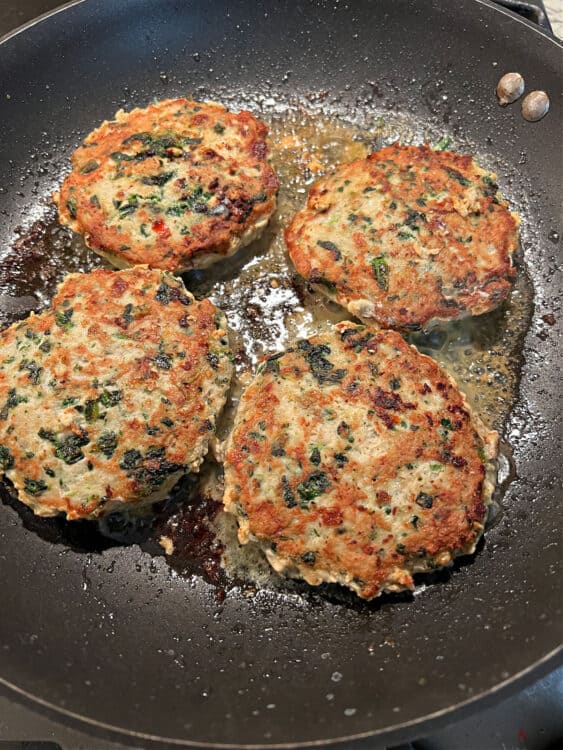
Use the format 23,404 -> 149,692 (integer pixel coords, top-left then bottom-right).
0,0 -> 561,746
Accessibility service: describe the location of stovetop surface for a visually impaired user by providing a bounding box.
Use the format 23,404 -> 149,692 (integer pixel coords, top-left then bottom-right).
0,2 -> 561,749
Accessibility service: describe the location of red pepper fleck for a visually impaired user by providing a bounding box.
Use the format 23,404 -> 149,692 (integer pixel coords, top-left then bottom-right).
320,508 -> 344,527
152,219 -> 171,239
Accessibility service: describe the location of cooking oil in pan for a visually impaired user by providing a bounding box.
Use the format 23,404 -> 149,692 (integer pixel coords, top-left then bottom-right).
0,107 -> 533,597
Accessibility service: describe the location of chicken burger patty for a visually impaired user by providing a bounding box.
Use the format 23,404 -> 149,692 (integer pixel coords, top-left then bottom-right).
55,98 -> 279,272
223,322 -> 497,600
285,143 -> 519,331
0,267 -> 233,520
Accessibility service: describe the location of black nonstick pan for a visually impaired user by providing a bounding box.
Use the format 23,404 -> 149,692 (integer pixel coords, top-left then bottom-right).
0,0 -> 561,747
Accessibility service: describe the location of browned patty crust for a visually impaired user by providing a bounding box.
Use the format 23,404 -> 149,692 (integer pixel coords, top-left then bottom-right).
285,144 -> 519,331
55,98 -> 279,272
224,322 -> 497,600
0,267 -> 233,520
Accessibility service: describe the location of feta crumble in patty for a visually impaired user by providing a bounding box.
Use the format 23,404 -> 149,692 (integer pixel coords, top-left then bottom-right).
0,267 -> 233,520
55,98 -> 279,272
223,322 -> 497,600
285,143 -> 519,331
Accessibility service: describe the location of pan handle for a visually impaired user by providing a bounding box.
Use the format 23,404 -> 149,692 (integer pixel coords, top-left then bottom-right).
489,0 -> 553,33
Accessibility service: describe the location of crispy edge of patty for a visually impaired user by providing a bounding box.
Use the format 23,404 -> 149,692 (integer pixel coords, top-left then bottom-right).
0,266 -> 233,520
285,143 -> 519,331
223,322 -> 498,600
54,98 -> 279,272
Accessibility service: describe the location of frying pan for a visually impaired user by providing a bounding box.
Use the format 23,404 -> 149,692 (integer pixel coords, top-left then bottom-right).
0,0 -> 561,747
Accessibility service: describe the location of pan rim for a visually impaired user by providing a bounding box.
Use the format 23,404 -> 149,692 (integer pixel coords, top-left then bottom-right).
0,0 -> 561,51
0,648 -> 561,748
0,0 -> 86,45
0,0 -> 561,746
476,0 -> 562,46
